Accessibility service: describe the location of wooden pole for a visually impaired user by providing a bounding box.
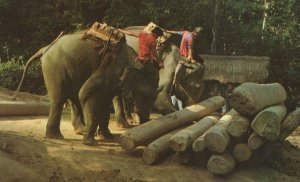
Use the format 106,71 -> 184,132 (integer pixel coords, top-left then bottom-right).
119,96 -> 225,151
230,82 -> 286,116
251,104 -> 287,141
0,101 -> 49,116
169,115 -> 220,152
204,109 -> 237,153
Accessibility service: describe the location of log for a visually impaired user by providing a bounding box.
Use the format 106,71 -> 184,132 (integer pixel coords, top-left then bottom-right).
248,133 -> 265,150
227,112 -> 250,138
169,115 -> 220,152
251,104 -> 287,141
230,82 -> 286,116
207,152 -> 236,175
192,130 -> 208,152
232,143 -> 252,162
279,108 -> 300,141
119,96 -> 225,151
204,109 -> 237,153
142,128 -> 185,165
0,101 -> 49,116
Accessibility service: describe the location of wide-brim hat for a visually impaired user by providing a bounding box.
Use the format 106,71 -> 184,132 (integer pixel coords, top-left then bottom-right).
194,27 -> 204,33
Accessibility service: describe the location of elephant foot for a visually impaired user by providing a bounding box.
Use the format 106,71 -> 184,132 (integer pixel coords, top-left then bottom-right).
73,124 -> 86,135
116,121 -> 131,129
45,129 -> 64,140
82,136 -> 98,146
97,130 -> 114,140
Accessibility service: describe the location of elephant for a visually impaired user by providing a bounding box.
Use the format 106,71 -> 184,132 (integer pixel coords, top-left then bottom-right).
14,26 -> 161,145
112,26 -> 205,124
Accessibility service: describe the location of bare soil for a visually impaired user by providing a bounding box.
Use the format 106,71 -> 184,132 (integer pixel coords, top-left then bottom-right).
0,87 -> 300,182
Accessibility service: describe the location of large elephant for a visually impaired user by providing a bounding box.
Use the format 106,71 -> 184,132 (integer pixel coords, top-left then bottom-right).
15,27 -> 160,145
113,26 -> 205,123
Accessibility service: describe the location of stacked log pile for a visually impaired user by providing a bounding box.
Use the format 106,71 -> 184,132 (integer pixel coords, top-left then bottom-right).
119,83 -> 300,175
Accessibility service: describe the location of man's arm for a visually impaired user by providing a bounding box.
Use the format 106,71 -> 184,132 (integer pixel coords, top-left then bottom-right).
151,46 -> 163,69
117,29 -> 139,38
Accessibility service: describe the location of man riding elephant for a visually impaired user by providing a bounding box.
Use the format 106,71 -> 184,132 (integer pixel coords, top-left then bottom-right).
13,24 -> 163,146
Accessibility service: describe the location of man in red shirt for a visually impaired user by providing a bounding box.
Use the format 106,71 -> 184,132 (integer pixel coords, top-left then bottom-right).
118,26 -> 164,69
166,27 -> 203,64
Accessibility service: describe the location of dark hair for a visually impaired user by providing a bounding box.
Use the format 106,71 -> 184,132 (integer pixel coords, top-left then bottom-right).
152,26 -> 163,36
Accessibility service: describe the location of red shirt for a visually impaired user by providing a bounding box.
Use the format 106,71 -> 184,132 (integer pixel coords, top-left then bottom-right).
178,31 -> 193,57
138,32 -> 157,60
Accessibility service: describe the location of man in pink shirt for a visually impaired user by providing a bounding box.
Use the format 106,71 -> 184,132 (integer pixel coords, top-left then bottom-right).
167,27 -> 203,64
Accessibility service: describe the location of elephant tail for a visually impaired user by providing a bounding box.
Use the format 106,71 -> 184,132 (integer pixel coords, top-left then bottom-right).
12,31 -> 64,100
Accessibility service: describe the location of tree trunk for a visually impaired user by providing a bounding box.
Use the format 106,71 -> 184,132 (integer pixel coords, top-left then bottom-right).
230,82 -> 286,116
142,128 -> 185,165
207,152 -> 236,175
0,101 -> 49,116
169,115 -> 220,152
211,0 -> 219,54
119,96 -> 225,151
279,107 -> 300,141
227,111 -> 250,138
204,109 -> 236,153
248,133 -> 265,150
251,104 -> 287,141
232,143 -> 252,162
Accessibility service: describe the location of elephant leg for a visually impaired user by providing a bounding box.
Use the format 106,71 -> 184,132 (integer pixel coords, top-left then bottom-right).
112,96 -> 130,128
46,97 -> 66,140
69,97 -> 86,135
97,106 -> 113,139
154,88 -> 177,114
79,74 -> 111,145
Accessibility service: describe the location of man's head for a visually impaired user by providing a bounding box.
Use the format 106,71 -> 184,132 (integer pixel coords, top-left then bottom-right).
192,27 -> 203,37
151,26 -> 164,37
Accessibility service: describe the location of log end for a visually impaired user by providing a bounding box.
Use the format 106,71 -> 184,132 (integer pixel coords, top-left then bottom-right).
192,139 -> 205,152
232,144 -> 252,162
205,132 -> 229,153
119,134 -> 136,151
207,154 -> 236,175
169,137 -> 187,152
142,148 -> 156,165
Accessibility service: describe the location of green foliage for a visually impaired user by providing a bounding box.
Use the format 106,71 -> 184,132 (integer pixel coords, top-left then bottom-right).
0,60 -> 46,94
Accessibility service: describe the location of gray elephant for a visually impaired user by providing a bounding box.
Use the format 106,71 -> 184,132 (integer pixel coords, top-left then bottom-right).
113,26 -> 205,122
14,27 -> 161,145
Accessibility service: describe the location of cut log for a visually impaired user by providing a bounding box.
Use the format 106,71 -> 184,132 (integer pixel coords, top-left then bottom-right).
248,133 -> 265,150
192,130 -> 208,152
142,128 -> 185,165
207,152 -> 236,175
227,113 -> 250,138
0,101 -> 49,116
169,115 -> 220,152
119,96 -> 225,151
279,107 -> 300,141
230,82 -> 286,116
204,109 -> 237,153
251,104 -> 287,141
232,143 -> 252,162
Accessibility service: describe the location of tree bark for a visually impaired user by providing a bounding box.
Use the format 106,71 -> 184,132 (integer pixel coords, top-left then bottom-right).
279,107 -> 300,141
230,83 -> 286,116
251,104 -> 287,141
204,109 -> 236,153
232,143 -> 252,162
169,115 -> 220,152
207,152 -> 236,175
119,96 -> 225,151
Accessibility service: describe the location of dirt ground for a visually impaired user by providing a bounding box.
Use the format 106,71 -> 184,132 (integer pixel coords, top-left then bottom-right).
1,88 -> 300,182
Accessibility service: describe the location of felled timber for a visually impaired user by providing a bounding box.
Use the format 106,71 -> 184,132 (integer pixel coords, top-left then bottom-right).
232,143 -> 252,162
0,101 -> 49,116
230,82 -> 286,116
279,107 -> 300,140
204,109 -> 236,153
142,128 -> 185,165
248,133 -> 265,150
207,152 -> 236,175
251,104 -> 287,141
192,130 -> 208,152
119,96 -> 225,151
169,115 -> 220,152
227,110 -> 250,138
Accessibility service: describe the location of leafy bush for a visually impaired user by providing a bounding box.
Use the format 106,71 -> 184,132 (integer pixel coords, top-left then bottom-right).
0,60 -> 46,95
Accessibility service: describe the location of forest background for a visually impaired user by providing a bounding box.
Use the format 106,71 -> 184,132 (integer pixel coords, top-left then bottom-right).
0,0 -> 299,108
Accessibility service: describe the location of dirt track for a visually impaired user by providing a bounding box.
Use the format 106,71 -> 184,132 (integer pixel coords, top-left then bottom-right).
1,88 -> 300,182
